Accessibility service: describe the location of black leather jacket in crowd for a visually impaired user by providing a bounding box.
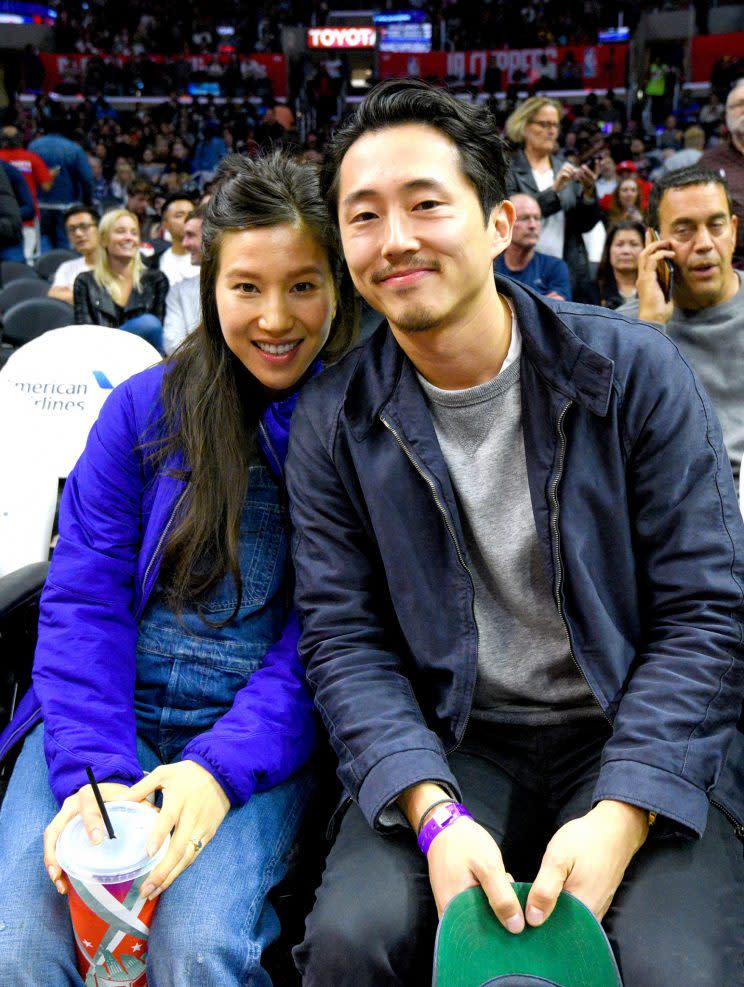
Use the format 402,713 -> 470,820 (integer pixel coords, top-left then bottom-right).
73,268 -> 168,328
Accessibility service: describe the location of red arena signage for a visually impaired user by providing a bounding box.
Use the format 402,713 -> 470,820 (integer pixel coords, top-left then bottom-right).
307,26 -> 377,49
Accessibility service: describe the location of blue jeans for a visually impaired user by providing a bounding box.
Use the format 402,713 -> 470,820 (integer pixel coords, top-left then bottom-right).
120,313 -> 164,353
0,725 -> 312,986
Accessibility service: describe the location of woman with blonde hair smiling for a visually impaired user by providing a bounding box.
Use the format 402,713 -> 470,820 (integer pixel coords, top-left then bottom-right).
505,96 -> 602,302
73,207 -> 169,350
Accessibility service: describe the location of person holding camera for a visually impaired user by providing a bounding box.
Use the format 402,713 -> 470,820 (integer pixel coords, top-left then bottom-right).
505,97 -> 601,303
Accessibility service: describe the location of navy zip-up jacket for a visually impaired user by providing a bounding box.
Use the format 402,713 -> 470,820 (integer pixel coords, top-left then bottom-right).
286,277 -> 744,839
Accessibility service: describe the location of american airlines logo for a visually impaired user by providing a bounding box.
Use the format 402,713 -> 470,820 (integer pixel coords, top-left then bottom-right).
307,27 -> 376,49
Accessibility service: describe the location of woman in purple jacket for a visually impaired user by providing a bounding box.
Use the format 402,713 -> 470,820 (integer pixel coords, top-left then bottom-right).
0,152 -> 356,985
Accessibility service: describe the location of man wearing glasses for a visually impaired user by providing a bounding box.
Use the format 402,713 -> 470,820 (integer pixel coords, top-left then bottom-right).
700,79 -> 744,267
47,205 -> 99,307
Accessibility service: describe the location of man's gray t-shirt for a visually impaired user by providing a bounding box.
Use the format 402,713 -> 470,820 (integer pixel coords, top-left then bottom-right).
417,313 -> 599,724
619,273 -> 744,478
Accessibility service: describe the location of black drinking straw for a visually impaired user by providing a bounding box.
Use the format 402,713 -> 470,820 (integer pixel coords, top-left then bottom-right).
86,766 -> 116,840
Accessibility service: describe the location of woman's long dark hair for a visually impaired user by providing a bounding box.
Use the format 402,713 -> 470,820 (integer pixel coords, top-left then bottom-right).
596,220 -> 645,309
151,151 -> 357,620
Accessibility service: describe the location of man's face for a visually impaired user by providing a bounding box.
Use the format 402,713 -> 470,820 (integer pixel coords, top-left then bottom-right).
182,216 -> 203,265
725,86 -> 744,143
658,182 -> 738,311
336,123 -> 512,336
127,192 -> 150,216
598,151 -> 616,179
510,195 -> 541,251
163,199 -> 194,242
65,211 -> 98,257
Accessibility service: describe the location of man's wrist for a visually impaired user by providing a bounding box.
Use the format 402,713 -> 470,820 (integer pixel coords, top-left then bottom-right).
397,782 -> 452,831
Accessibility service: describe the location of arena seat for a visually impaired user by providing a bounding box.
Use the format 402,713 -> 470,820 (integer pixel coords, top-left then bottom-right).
35,249 -> 78,281
0,278 -> 49,314
0,261 -> 42,287
0,324 -> 160,577
1,298 -> 75,351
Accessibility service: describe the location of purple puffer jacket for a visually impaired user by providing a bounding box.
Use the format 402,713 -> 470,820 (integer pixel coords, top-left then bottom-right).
0,362 -> 316,806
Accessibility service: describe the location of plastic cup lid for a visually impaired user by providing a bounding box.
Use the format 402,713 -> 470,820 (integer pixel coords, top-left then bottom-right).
56,800 -> 170,884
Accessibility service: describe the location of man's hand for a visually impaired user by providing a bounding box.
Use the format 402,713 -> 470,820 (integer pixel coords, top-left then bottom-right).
427,816 -> 525,931
525,800 -> 650,926
636,231 -> 676,324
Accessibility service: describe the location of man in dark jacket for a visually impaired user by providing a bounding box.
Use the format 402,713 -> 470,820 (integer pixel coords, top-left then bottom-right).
286,80 -> 744,986
0,160 -> 29,261
0,162 -> 23,259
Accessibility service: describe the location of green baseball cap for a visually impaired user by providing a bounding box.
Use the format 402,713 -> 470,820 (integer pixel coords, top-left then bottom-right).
433,884 -> 623,987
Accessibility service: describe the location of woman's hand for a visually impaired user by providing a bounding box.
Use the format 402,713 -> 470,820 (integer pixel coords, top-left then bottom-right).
125,760 -> 230,899
44,782 -> 132,894
575,163 -> 597,198
552,162 -> 577,193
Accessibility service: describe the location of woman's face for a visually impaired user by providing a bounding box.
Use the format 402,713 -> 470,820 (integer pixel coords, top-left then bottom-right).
215,224 -> 336,394
105,215 -> 140,262
524,105 -> 560,156
610,230 -> 643,273
618,179 -> 639,209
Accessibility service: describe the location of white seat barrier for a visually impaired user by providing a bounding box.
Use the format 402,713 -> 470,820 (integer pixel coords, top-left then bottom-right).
0,325 -> 160,576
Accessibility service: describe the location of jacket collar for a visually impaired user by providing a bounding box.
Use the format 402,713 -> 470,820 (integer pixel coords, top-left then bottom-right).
343,276 -> 614,439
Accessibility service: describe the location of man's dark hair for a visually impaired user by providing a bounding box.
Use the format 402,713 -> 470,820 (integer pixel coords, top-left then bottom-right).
320,79 -> 510,224
646,166 -> 734,229
63,203 -> 100,225
160,191 -> 196,219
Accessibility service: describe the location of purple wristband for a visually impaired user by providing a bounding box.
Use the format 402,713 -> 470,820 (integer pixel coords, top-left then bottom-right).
417,802 -> 472,855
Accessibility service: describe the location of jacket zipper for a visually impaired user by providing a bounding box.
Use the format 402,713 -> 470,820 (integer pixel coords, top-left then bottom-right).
139,485 -> 190,610
550,400 -> 610,724
259,420 -> 283,477
0,707 -> 41,765
710,798 -> 744,840
380,413 -> 477,753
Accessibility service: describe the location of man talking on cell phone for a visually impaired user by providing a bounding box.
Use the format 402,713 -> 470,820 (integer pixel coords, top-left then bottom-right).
286,83 -> 744,987
619,166 -> 744,478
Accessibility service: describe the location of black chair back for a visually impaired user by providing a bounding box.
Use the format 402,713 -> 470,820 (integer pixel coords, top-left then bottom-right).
0,279 -> 49,314
35,249 -> 78,281
0,261 -> 41,288
1,298 -> 74,346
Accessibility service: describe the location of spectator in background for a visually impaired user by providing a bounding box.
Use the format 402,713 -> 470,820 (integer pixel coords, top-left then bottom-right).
0,125 -> 54,261
0,159 -> 35,261
603,175 -> 644,226
73,207 -> 168,351
158,194 -> 198,286
48,204 -> 100,306
659,125 -> 705,175
658,114 -> 683,152
596,220 -> 645,309
620,168 -> 744,479
110,159 -> 137,204
191,122 -> 227,176
594,148 -> 618,199
495,192 -> 571,299
0,163 -> 23,259
700,79 -> 744,267
611,160 -> 652,210
645,55 -> 670,125
506,96 -> 601,302
699,92 -> 724,139
163,203 -> 204,354
88,153 -> 110,208
29,121 -> 93,251
126,179 -> 157,242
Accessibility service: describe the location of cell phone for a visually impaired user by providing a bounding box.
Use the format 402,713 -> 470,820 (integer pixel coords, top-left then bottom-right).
650,229 -> 674,303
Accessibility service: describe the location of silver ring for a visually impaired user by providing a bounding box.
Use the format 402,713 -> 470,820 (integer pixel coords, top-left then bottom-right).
190,837 -> 204,853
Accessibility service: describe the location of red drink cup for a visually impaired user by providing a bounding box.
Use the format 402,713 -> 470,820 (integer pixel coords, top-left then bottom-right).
56,800 -> 170,985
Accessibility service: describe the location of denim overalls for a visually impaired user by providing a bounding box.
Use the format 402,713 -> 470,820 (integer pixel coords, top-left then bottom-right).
135,461 -> 289,762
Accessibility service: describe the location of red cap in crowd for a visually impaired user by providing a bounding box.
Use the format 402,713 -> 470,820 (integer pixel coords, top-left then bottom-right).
616,160 -> 638,173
